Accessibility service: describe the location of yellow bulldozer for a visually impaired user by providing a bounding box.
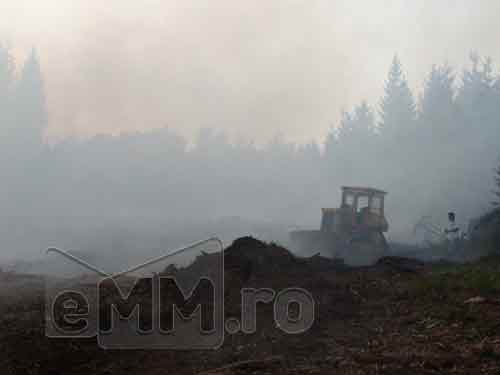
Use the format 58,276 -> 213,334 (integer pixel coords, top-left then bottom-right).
290,186 -> 389,265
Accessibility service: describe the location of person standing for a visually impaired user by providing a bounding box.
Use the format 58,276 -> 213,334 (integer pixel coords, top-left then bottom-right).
444,212 -> 460,254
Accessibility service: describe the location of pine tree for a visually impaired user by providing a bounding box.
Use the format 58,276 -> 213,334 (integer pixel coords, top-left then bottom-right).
337,101 -> 375,145
412,64 -> 459,201
494,162 -> 500,209
0,44 -> 14,92
14,49 -> 47,151
324,101 -> 376,184
379,55 -> 416,143
419,64 -> 455,142
0,44 -> 15,142
456,53 -> 497,142
454,54 -> 500,209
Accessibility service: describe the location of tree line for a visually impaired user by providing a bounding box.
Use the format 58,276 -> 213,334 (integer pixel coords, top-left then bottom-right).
1,45 -> 499,248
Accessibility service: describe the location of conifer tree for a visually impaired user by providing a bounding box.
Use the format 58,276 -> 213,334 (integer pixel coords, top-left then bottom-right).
419,64 -> 455,142
379,55 -> 416,143
494,162 -> 500,209
15,49 -> 47,150
0,44 -> 15,142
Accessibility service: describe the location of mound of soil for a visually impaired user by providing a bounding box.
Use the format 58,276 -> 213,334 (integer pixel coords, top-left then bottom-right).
224,236 -> 301,282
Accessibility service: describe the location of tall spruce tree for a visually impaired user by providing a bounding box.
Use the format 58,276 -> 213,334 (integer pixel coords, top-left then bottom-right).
15,49 -> 47,152
494,162 -> 500,209
419,64 -> 455,142
324,101 -> 376,184
0,44 -> 14,94
379,56 -> 416,145
453,54 -> 500,213
412,64 -> 459,214
376,56 -> 419,220
0,44 -> 15,143
337,101 -> 375,145
456,53 -> 497,143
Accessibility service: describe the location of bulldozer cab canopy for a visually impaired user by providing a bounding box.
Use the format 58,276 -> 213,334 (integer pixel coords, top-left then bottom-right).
341,186 -> 387,216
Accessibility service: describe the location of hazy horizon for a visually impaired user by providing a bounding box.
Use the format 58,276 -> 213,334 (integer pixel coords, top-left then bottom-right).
1,1 -> 500,267
2,1 -> 500,143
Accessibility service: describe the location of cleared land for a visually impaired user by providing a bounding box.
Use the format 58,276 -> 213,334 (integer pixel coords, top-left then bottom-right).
2,237 -> 500,374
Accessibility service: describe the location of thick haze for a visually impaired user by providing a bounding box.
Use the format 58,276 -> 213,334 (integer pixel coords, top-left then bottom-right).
2,0 -> 500,142
1,1 -> 500,270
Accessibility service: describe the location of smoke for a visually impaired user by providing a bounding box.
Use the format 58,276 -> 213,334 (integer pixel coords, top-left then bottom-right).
1,1 -> 500,267
1,1 -> 499,143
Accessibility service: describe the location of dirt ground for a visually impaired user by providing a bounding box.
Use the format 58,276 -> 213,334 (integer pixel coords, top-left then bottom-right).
2,236 -> 500,374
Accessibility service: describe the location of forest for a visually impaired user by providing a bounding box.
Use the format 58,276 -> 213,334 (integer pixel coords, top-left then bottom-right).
1,45 -> 500,261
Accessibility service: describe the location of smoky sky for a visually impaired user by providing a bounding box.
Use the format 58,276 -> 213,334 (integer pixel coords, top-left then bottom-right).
2,0 -> 500,143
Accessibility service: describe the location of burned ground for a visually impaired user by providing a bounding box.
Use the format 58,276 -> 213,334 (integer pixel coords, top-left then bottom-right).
1,237 -> 500,374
